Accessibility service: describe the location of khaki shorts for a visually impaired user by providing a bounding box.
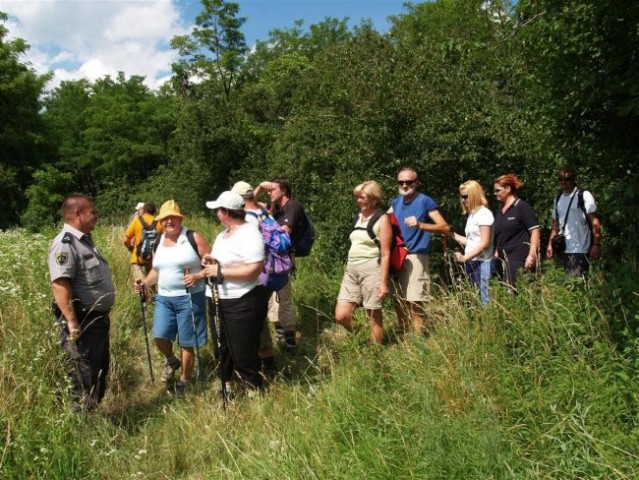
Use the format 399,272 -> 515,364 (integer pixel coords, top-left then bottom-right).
267,280 -> 296,331
391,253 -> 431,302
337,258 -> 384,310
131,263 -> 151,282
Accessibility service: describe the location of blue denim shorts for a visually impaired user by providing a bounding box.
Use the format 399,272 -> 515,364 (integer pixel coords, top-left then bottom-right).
152,291 -> 207,347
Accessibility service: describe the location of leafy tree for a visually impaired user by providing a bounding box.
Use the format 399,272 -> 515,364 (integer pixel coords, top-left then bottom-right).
166,0 -> 254,212
40,74 -> 174,213
515,0 -> 639,246
41,79 -> 92,192
85,73 -> 174,194
0,12 -> 51,228
171,0 -> 248,99
21,166 -> 73,231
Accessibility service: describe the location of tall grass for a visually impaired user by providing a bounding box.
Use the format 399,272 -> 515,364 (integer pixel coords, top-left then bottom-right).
0,222 -> 637,479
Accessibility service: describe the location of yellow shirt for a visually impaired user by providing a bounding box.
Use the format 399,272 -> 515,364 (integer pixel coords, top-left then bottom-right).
347,214 -> 381,265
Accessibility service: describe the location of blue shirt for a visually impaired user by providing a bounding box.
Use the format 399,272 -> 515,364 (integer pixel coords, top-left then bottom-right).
391,193 -> 439,253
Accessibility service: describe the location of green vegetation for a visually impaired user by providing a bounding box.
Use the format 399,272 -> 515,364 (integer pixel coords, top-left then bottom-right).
1,224 -> 638,479
1,0 -> 638,477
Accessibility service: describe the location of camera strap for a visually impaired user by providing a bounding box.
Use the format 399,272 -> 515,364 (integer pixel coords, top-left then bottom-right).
556,190 -> 577,234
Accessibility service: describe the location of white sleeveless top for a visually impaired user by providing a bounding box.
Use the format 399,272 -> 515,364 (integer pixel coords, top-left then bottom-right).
153,227 -> 204,296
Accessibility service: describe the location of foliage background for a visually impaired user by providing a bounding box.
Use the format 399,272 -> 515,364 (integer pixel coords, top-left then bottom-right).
1,1 -> 639,477
1,1 -> 636,259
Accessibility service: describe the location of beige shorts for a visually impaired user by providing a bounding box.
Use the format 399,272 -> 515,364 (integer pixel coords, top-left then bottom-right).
267,280 -> 296,331
391,253 -> 431,302
131,263 -> 151,282
337,258 -> 384,310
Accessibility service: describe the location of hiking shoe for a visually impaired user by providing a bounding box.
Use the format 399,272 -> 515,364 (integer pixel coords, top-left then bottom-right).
283,331 -> 296,355
174,379 -> 189,396
284,342 -> 297,356
274,324 -> 285,346
261,356 -> 278,380
161,357 -> 181,382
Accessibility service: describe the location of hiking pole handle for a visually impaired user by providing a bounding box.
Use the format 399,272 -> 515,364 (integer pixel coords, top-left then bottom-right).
184,267 -> 192,294
134,279 -> 147,300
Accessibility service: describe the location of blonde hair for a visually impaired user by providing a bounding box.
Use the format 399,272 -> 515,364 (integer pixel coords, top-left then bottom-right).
353,180 -> 384,204
459,180 -> 488,214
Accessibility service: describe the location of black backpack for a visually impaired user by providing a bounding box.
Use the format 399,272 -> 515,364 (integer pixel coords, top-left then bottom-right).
293,212 -> 315,257
136,216 -> 159,261
351,209 -> 386,247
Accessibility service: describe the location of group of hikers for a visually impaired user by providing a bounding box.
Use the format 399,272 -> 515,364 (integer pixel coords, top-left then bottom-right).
48,166 -> 601,410
336,166 -> 601,345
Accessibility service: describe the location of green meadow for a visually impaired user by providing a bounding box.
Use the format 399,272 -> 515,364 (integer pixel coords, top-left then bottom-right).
1,220 -> 638,479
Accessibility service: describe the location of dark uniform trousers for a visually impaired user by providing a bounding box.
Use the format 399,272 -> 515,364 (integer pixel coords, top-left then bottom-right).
55,305 -> 111,410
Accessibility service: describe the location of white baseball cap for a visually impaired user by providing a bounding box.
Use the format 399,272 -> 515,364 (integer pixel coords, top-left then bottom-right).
135,202 -> 145,211
206,191 -> 245,211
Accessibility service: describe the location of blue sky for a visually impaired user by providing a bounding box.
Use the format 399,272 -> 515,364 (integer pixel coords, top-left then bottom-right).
2,0 -> 409,90
182,1 -> 407,45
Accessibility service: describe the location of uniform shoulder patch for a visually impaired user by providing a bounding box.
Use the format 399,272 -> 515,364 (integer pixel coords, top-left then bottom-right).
61,233 -> 73,244
55,251 -> 69,265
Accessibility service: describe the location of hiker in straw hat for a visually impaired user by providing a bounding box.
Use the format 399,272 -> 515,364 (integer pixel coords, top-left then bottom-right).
134,200 -> 210,394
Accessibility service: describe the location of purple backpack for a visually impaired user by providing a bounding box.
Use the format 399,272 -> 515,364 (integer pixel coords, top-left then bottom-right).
247,210 -> 293,291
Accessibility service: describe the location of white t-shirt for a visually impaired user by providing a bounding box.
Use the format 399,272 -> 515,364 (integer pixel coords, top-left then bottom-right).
244,209 -> 261,227
552,188 -> 596,254
464,206 -> 495,262
153,228 -> 204,296
211,223 -> 265,299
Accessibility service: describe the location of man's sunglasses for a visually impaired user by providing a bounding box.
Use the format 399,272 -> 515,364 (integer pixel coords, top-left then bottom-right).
397,180 -> 416,187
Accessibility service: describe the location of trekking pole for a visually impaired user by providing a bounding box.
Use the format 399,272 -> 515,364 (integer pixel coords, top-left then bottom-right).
138,289 -> 155,383
208,275 -> 228,410
185,268 -> 204,386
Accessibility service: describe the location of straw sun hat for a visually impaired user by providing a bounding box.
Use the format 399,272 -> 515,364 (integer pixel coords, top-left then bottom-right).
155,199 -> 184,221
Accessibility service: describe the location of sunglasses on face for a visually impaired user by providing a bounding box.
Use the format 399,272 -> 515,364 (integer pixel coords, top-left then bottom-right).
397,180 -> 416,187
460,195 -> 468,200
558,176 -> 575,182
494,188 -> 505,194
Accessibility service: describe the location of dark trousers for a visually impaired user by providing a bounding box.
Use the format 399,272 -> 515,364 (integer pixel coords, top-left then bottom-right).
218,286 -> 265,389
57,309 -> 110,410
560,253 -> 590,278
495,257 -> 525,287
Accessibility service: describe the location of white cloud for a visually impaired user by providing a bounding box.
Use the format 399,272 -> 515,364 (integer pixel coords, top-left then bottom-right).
1,0 -> 191,90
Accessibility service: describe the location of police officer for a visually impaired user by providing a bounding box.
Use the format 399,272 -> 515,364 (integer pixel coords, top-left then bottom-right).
48,195 -> 116,410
